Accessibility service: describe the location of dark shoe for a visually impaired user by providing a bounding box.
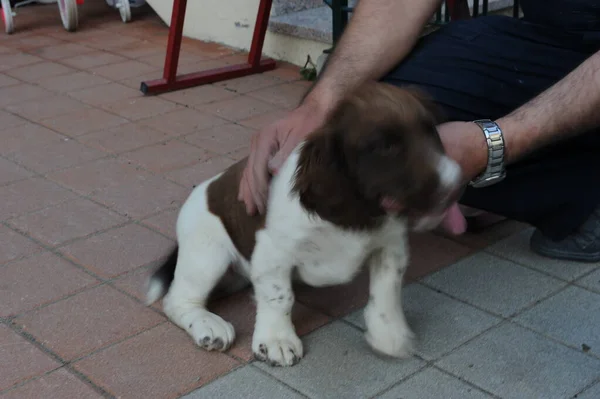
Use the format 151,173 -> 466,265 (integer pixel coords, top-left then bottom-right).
530,206 -> 600,262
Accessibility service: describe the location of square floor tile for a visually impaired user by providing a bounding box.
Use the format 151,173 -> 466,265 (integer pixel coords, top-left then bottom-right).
138,108 -> 229,136
78,123 -> 171,154
165,156 -> 235,189
99,96 -> 179,121
123,140 -> 214,173
576,268 -> 600,293
0,325 -> 61,391
215,74 -> 285,94
90,174 -> 188,219
14,285 -> 165,361
514,286 -> 600,356
5,95 -> 90,122
8,198 -> 128,247
36,71 -> 111,93
183,123 -> 254,155
59,223 -> 174,279
182,366 -> 304,399
111,265 -> 162,310
0,225 -> 43,264
140,208 -> 179,239
376,367 -> 493,399
255,321 -> 425,399
39,108 -> 129,137
422,252 -> 566,317
486,228 -> 597,281
200,96 -> 278,122
0,157 -> 32,186
345,284 -> 501,360
29,43 -> 94,61
61,51 -> 128,69
208,289 -> 331,362
0,109 -> 28,131
0,123 -> 66,156
576,383 -> 600,399
73,323 -> 239,399
406,233 -> 474,280
89,60 -> 157,81
0,53 -> 42,72
0,178 -> 78,220
237,108 -> 290,130
68,82 -> 140,106
0,83 -> 53,107
6,139 -> 105,174
246,82 -> 308,109
436,323 -> 600,399
1,368 -> 104,399
4,61 -> 75,83
0,251 -> 97,317
160,84 -> 238,107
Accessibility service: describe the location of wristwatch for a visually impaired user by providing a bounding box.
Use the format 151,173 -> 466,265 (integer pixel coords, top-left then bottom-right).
469,119 -> 507,188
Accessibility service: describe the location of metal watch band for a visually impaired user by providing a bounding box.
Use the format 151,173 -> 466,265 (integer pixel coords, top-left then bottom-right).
469,119 -> 507,188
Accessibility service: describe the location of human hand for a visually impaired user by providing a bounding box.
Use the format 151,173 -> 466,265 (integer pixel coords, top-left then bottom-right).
238,100 -> 330,215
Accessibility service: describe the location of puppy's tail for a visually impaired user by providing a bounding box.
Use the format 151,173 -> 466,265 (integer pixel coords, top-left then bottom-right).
145,246 -> 178,306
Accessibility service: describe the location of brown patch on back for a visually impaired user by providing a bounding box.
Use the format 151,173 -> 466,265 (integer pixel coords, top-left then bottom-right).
207,158 -> 265,260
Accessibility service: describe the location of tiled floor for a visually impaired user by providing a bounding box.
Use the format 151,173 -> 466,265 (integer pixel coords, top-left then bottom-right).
1,3 -> 600,399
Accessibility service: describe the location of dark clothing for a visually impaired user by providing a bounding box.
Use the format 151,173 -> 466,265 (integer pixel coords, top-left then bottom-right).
382,0 -> 600,240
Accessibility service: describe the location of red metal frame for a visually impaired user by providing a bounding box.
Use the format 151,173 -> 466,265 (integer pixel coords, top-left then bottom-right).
141,0 -> 276,95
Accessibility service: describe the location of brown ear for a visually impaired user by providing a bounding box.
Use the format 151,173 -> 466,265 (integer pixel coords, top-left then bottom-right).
292,129 -> 383,229
402,85 -> 446,125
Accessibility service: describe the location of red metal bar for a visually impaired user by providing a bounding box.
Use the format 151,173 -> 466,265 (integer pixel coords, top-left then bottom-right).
141,0 -> 276,95
446,0 -> 471,20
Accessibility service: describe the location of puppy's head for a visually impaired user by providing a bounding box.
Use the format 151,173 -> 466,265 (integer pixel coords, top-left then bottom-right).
293,81 -> 462,231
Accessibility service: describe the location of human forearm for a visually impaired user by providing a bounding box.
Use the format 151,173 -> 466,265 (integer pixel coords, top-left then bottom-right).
303,0 -> 443,115
496,51 -> 600,163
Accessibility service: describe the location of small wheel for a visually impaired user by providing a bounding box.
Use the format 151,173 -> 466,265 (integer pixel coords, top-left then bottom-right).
1,0 -> 14,35
58,0 -> 78,32
118,0 -> 131,23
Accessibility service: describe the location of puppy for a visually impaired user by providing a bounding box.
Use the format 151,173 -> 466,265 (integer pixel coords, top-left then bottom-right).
145,81 -> 462,366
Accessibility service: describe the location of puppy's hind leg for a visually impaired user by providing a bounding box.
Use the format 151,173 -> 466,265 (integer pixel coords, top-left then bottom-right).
162,243 -> 236,352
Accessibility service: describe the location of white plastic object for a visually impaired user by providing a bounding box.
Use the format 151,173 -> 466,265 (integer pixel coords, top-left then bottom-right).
1,0 -> 14,34
118,0 -> 130,23
57,0 -> 77,31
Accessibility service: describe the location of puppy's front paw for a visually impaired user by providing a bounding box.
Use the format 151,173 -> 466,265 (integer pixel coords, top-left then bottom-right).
252,331 -> 303,367
188,311 -> 235,352
365,309 -> 415,358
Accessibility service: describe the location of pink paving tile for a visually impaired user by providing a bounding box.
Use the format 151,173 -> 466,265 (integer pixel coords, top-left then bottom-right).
0,178 -> 78,220
263,62 -> 302,81
405,233 -> 475,281
77,122 -> 171,154
118,70 -> 164,90
60,51 -> 128,69
237,108 -> 290,130
29,43 -> 95,61
47,157 -> 154,196
5,95 -> 91,122
137,107 -> 229,136
98,96 -> 180,121
140,208 -> 179,239
89,60 -> 158,81
165,155 -> 236,189
0,73 -> 20,88
1,368 -> 104,399
81,34 -> 141,52
111,264 -> 164,308
73,323 -> 239,399
182,123 -> 254,155
36,71 -> 111,93
0,53 -> 43,72
159,84 -> 238,107
108,39 -> 166,59
294,270 -> 371,318
137,52 -> 208,69
1,123 -> 66,156
68,82 -> 140,106
6,139 -> 106,175
201,95 -> 278,122
0,83 -> 53,107
0,225 -> 43,264
4,61 -> 75,83
3,35 -> 65,52
89,174 -> 189,219
39,107 -> 129,137
225,146 -> 250,161
123,139 -> 214,173
14,285 -> 165,361
0,157 -> 33,186
246,82 -> 309,109
0,325 -> 61,391
0,109 -> 27,131
209,289 -> 331,362
59,223 -> 174,279
0,251 -> 98,317
8,198 -> 128,247
215,73 -> 287,94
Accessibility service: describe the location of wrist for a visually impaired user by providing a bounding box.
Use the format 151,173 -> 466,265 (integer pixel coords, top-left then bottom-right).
468,119 -> 507,188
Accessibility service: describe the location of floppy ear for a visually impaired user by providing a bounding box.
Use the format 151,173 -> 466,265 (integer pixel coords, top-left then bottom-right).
402,85 -> 446,125
292,128 -> 383,229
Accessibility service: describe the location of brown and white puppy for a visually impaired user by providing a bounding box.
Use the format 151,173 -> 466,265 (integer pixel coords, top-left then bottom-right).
145,81 -> 462,366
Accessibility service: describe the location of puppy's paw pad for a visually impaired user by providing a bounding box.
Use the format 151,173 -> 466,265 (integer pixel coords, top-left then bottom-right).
189,313 -> 235,352
252,337 -> 303,367
365,328 -> 415,358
